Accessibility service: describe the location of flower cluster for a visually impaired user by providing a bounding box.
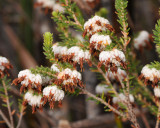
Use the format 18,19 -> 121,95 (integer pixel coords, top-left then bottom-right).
0,56 -> 13,78
113,93 -> 134,104
42,85 -> 64,109
13,69 -> 45,93
23,91 -> 43,113
95,84 -> 110,94
139,65 -> 160,87
89,33 -> 112,52
83,15 -> 114,38
133,30 -> 152,51
54,68 -> 83,93
52,44 -> 91,69
98,49 -> 126,72
106,68 -> 127,81
13,64 -> 66,113
34,0 -> 64,13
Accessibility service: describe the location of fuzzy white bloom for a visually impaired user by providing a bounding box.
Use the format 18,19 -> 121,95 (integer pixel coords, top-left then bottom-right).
134,30 -> 149,50
84,15 -> 110,35
41,76 -> 51,85
95,84 -> 110,94
113,93 -> 134,104
106,68 -> 127,80
141,65 -> 160,82
36,0 -> 65,12
24,91 -> 43,107
99,49 -> 125,67
51,64 -> 60,73
18,69 -> 42,88
0,56 -> 9,71
90,34 -> 112,50
57,68 -> 82,80
84,51 -> 91,60
154,86 -> 160,97
43,86 -> 64,101
67,46 -> 81,56
53,3 -> 65,12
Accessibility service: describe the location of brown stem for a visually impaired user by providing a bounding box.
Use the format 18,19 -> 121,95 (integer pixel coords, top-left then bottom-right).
155,101 -> 160,128
2,80 -> 14,128
81,88 -> 126,118
16,106 -> 25,128
0,110 -> 12,128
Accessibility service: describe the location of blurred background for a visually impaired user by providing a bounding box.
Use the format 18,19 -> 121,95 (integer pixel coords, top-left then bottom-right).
0,0 -> 160,128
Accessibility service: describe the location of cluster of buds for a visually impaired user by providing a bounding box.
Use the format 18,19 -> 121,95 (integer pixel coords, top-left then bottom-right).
34,0 -> 65,13
52,44 -> 91,69
95,84 -> 110,95
42,85 -> 64,109
12,69 -> 50,93
98,49 -> 126,72
133,30 -> 152,51
23,91 -> 43,113
112,93 -> 134,104
89,34 -> 112,52
106,68 -> 127,81
139,65 -> 160,87
83,15 -> 114,38
54,68 -> 83,93
0,56 -> 13,78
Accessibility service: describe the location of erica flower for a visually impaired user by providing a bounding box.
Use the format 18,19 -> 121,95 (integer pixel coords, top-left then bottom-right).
51,64 -> 60,73
89,34 -> 112,52
98,49 -> 126,72
13,69 -> 43,93
139,65 -> 160,87
83,15 -> 114,37
133,30 -> 152,51
95,84 -> 110,94
55,68 -> 83,93
106,68 -> 127,81
154,86 -> 160,98
52,45 -> 92,70
34,0 -> 65,13
23,91 -> 43,113
0,56 -> 13,78
42,85 -> 64,109
113,93 -> 134,104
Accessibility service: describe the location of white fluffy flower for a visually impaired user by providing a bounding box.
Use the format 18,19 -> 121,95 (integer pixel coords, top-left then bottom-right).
18,69 -> 42,88
0,56 -> 9,71
43,86 -> 64,101
154,86 -> 160,97
95,84 -> 110,94
84,15 -> 110,36
90,34 -> 112,50
113,93 -> 134,104
99,49 -> 126,67
134,31 -> 149,50
51,64 -> 60,73
106,68 -> 127,80
24,91 -> 43,107
141,65 -> 160,82
36,0 -> 65,12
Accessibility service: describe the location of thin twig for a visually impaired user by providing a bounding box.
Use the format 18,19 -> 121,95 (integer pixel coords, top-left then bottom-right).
16,106 -> 25,128
2,80 -> 14,128
81,88 -> 126,118
0,110 -> 12,128
155,101 -> 160,128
